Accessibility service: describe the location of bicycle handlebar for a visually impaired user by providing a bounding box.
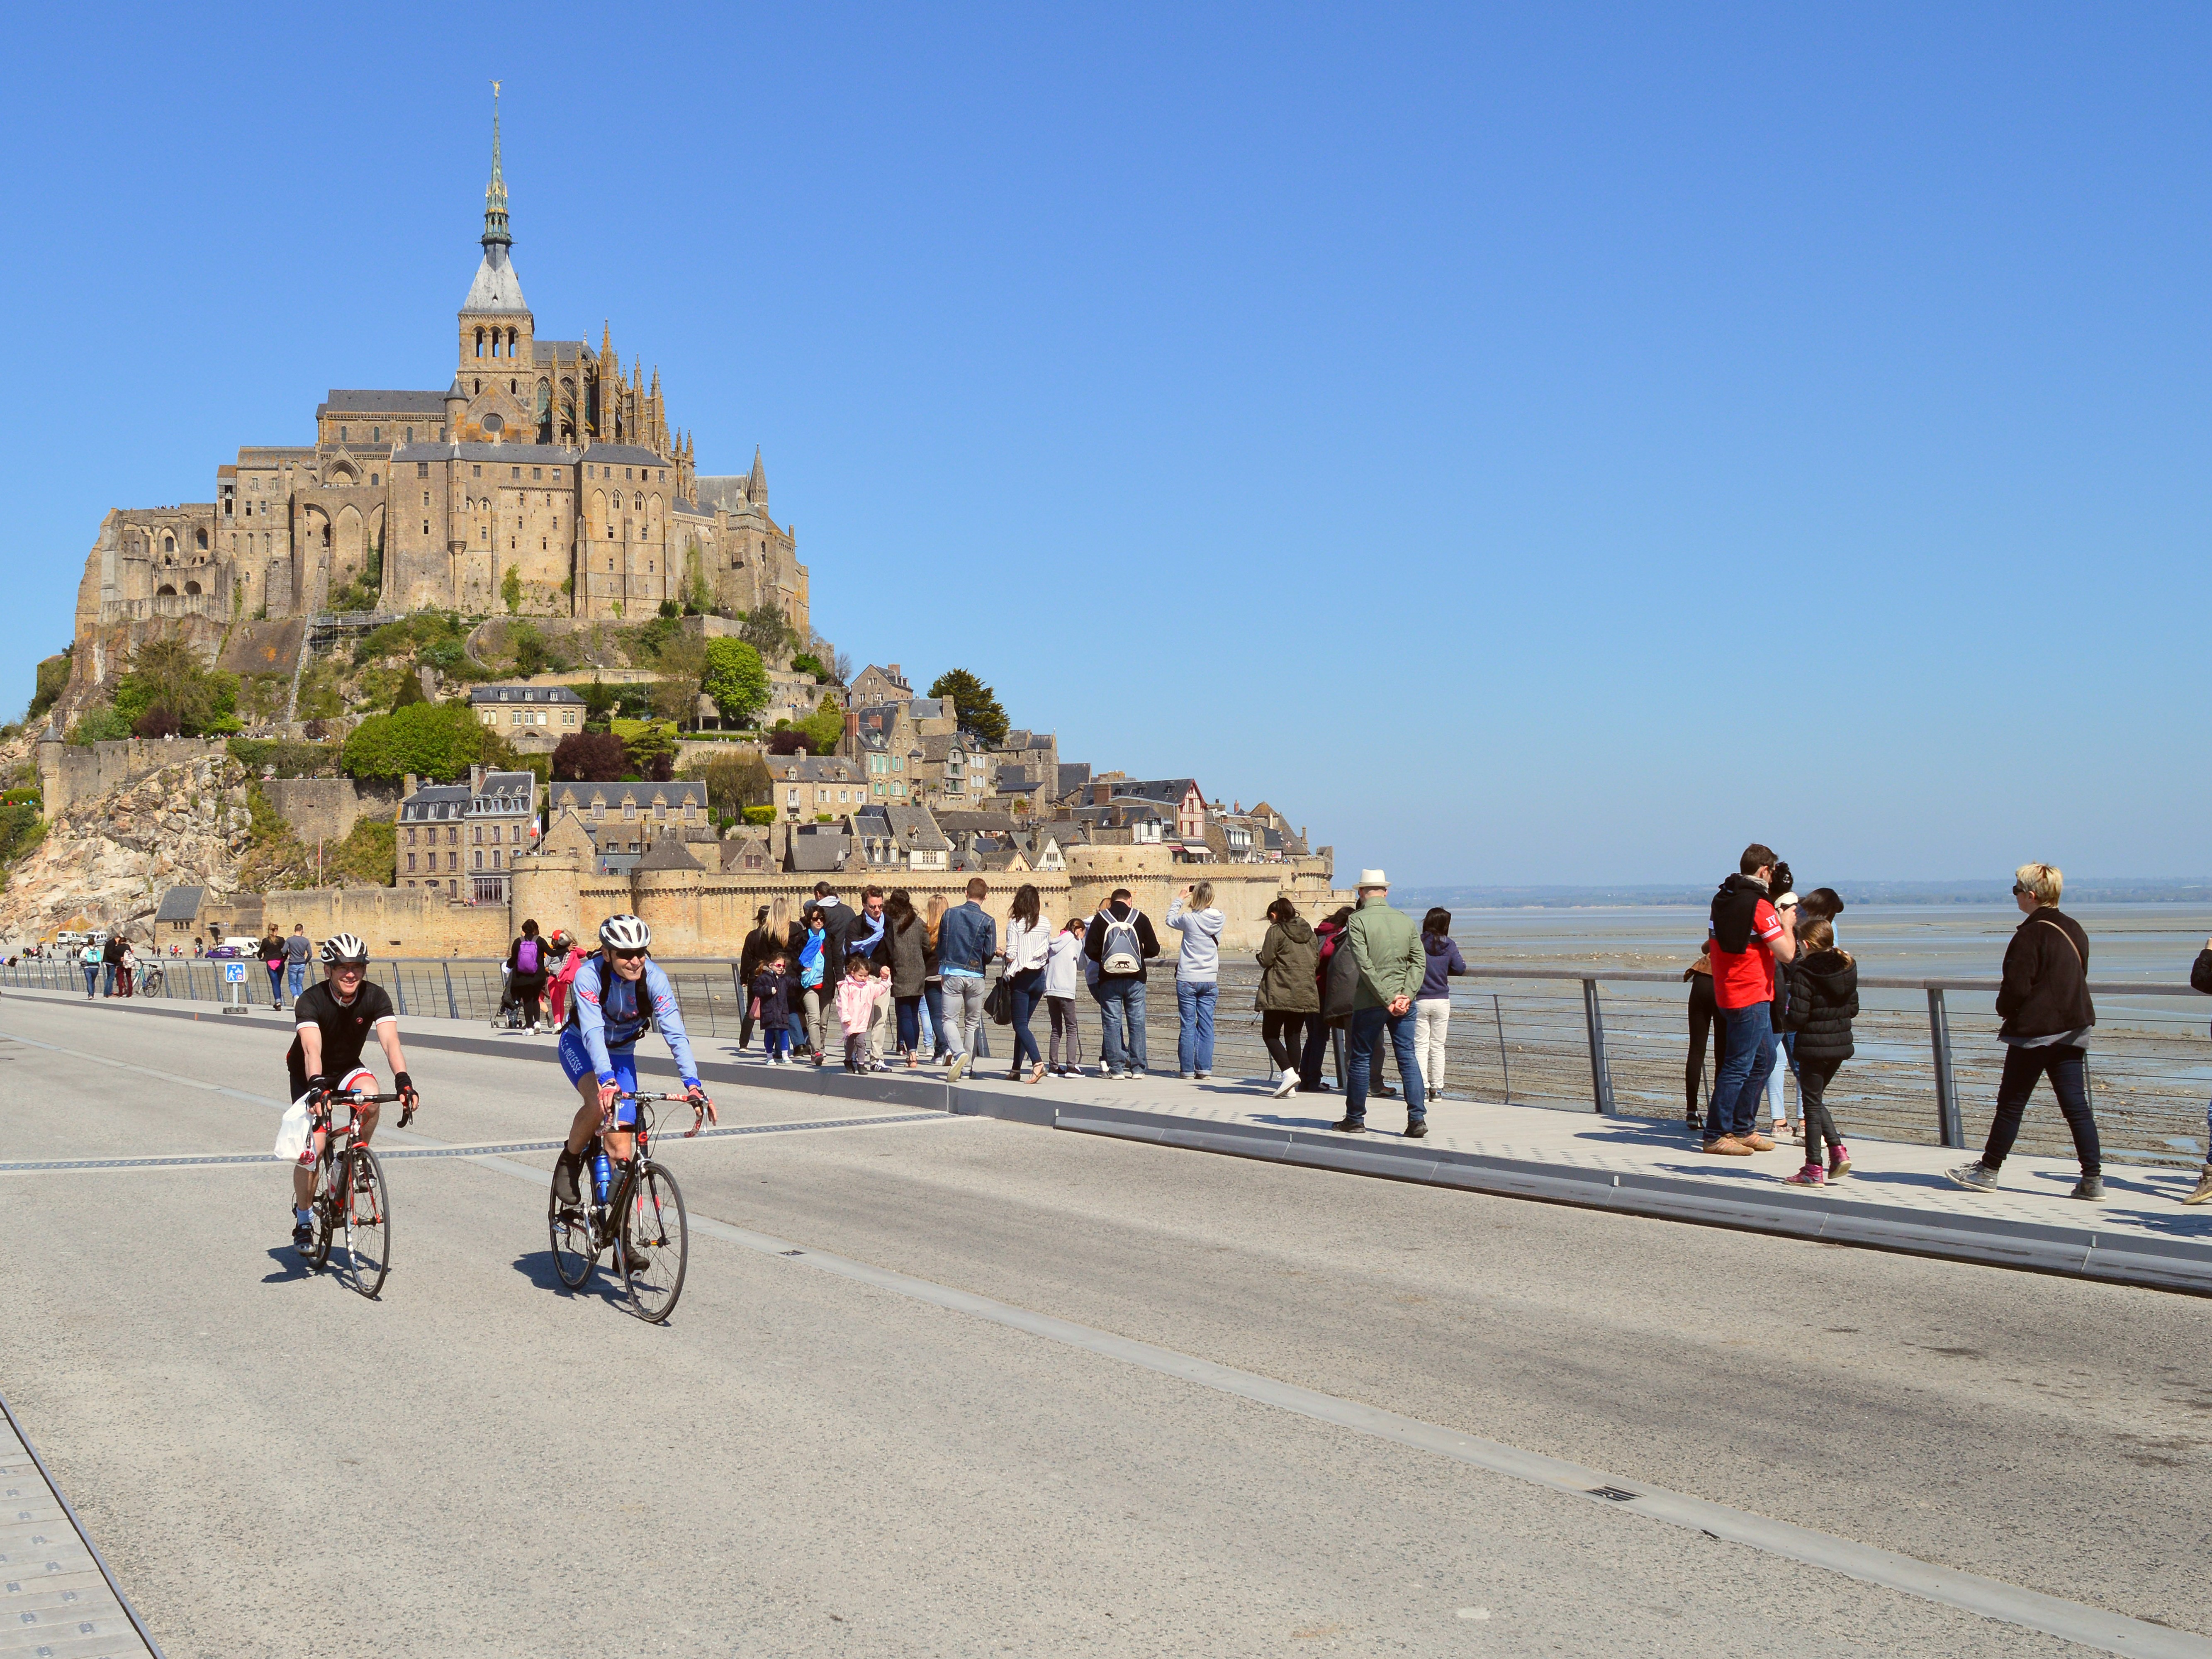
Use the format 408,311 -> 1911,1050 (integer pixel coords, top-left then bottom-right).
320,1090 -> 406,1104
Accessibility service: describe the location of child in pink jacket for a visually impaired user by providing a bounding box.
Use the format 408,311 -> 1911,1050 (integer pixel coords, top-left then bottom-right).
835,955 -> 885,1073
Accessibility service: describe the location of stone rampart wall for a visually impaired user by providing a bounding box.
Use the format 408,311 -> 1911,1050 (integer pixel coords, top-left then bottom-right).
260,777 -> 399,844
37,737 -> 231,818
252,886 -> 509,956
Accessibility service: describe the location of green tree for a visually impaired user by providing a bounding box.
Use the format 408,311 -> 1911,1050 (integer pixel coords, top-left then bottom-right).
66,703 -> 132,745
111,639 -> 240,737
927,668 -> 1008,747
650,632 -> 708,726
501,565 -> 523,615
800,693 -> 846,756
612,718 -> 679,782
341,701 -> 505,782
701,637 -> 769,727
737,603 -> 800,664
681,749 -> 772,819
579,676 -> 621,729
511,621 -> 549,678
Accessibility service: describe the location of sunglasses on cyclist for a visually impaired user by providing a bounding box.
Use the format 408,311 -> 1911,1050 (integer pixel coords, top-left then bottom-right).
608,947 -> 647,961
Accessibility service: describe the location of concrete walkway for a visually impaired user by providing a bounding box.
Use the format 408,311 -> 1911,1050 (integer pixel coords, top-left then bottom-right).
19,984 -> 2212,1294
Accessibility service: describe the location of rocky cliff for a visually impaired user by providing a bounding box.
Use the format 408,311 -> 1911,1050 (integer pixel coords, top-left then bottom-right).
0,755 -> 256,942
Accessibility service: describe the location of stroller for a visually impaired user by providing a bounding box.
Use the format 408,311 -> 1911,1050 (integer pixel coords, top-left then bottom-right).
490,965 -> 531,1032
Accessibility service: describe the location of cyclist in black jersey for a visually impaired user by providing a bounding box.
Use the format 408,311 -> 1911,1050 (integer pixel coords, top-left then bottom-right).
286,932 -> 419,1253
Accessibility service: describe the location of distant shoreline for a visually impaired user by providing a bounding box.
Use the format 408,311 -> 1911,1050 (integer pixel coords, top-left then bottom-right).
1396,881 -> 2212,911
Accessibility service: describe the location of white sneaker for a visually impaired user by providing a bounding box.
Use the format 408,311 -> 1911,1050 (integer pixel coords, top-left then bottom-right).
1271,1073 -> 1300,1098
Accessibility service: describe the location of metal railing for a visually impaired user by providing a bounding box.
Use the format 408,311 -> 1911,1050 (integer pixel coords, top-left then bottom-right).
10,956 -> 2208,1163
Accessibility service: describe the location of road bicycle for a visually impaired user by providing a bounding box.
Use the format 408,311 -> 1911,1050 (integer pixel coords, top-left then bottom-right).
547,1092 -> 690,1323
307,1087 -> 402,1298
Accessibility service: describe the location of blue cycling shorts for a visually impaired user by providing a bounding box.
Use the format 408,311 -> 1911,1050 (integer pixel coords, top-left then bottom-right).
557,1026 -> 638,1126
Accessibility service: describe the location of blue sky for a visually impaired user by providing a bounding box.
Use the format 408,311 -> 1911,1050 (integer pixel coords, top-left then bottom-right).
2,4 -> 2205,885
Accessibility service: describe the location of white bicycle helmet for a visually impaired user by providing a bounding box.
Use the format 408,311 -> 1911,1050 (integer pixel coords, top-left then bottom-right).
319,932 -> 370,964
598,914 -> 652,952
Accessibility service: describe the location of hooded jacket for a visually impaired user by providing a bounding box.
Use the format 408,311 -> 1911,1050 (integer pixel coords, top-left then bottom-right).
1418,933 -> 1468,1002
1256,917 -> 1320,1012
1783,949 -> 1859,1063
1165,894 -> 1226,983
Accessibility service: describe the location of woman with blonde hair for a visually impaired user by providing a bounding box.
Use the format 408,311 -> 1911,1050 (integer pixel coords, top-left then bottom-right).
1949,864 -> 2103,1200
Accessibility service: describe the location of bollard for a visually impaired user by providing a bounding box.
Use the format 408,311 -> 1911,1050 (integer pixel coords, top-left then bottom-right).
1581,978 -> 1615,1115
1927,987 -> 1963,1148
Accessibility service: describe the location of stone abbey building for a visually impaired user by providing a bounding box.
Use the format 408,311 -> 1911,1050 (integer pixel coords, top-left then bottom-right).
71,108 -> 808,684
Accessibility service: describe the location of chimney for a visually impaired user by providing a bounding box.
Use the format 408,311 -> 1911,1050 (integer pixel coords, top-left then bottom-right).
470,764 -> 485,793
1092,780 -> 1110,806
888,663 -> 900,681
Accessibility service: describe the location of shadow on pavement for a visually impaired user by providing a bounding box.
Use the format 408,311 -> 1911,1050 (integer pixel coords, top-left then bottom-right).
509,1249 -> 630,1310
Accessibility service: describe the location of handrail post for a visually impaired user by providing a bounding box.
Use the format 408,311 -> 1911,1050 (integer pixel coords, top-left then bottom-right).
441,961 -> 460,1021
1492,992 -> 1511,1106
1927,987 -> 1963,1148
1581,977 -> 1614,1115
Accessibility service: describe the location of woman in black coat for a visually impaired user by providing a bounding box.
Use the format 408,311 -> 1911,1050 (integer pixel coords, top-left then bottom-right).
1782,918 -> 1857,1184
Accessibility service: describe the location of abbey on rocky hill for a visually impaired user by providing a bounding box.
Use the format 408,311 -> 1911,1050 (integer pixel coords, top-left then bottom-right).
73,96 -> 807,673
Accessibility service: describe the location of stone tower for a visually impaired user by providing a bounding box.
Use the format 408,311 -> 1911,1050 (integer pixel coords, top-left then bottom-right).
457,87 -> 534,398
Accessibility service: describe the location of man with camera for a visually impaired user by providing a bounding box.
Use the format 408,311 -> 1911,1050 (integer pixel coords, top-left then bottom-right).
1701,843 -> 1798,1155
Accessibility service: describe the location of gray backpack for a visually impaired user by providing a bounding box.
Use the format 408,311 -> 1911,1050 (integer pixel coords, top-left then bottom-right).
1323,930 -> 1363,1021
1100,910 -> 1144,975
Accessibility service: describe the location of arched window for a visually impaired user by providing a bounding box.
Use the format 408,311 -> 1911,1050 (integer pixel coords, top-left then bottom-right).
185,581 -> 202,596
195,529 -> 207,550
156,584 -> 176,596
163,534 -> 175,553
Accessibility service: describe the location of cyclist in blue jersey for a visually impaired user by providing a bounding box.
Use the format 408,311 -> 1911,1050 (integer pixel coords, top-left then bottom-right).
552,915 -> 715,1214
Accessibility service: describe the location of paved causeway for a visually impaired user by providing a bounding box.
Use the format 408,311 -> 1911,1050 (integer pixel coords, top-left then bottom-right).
2,992 -> 2208,1656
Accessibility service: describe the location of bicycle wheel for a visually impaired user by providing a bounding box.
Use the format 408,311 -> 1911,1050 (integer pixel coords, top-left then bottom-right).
621,1161 -> 687,1323
548,1166 -> 595,1290
341,1147 -> 391,1299
308,1151 -> 336,1272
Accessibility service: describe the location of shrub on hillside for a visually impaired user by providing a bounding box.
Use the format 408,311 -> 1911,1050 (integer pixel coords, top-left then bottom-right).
552,731 -> 627,783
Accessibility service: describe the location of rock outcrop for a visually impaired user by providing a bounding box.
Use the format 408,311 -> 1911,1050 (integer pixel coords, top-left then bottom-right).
0,755 -> 256,942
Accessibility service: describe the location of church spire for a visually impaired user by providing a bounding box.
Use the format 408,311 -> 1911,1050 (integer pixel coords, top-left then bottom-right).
482,80 -> 511,250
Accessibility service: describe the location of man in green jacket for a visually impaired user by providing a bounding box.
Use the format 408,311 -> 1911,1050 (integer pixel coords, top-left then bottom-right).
1335,869 -> 1430,1137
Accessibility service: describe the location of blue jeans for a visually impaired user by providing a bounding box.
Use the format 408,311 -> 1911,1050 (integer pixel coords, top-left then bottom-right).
1176,980 -> 1216,1075
1094,977 -> 1147,1072
921,983 -> 946,1057
83,965 -> 98,997
101,963 -> 116,995
286,961 -> 307,999
1346,1004 -> 1426,1120
895,995 -> 922,1053
1007,968 -> 1044,1068
1704,1001 -> 1778,1141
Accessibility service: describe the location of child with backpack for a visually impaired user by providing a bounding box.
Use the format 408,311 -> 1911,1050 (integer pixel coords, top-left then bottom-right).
835,953 -> 886,1073
750,954 -> 794,1064
1781,917 -> 1858,1185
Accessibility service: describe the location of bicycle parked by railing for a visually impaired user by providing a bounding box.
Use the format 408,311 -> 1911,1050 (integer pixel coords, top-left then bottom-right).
136,961 -> 164,997
548,1091 -> 690,1322
306,1084 -> 406,1297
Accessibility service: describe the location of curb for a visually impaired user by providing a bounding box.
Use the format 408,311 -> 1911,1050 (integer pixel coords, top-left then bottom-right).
11,988 -> 2207,1292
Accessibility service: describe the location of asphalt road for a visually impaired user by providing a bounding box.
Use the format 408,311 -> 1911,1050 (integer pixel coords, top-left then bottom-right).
0,994 -> 2205,1657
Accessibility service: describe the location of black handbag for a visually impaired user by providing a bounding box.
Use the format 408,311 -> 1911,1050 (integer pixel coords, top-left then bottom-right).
985,973 -> 1013,1026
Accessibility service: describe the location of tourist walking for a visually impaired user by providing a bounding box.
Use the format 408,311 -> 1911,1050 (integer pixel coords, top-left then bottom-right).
1084,888 -> 1159,1079
1764,890 -> 1802,1142
1302,906 -> 1355,1090
922,895 -> 950,1062
843,885 -> 895,1063
1256,898 -> 1319,1099
79,937 -> 100,999
1166,882 -> 1225,1080
101,932 -> 126,997
738,905 -> 786,1052
1780,918 -> 1857,1185
1415,908 -> 1468,1100
1044,914 -> 1087,1076
1331,871 -> 1428,1135
1684,944 -> 1725,1130
284,924 -> 312,1000
260,927 -> 287,1009
544,929 -> 580,1026
507,919 -> 550,1032
1701,844 -> 1796,1155
798,906 -> 834,1065
939,878 -> 997,1081
116,937 -> 137,998
750,951 -> 795,1063
2187,938 -> 2212,1204
999,883 -> 1051,1085
881,888 -> 930,1066
810,881 -> 856,985
835,954 -> 886,1073
1948,864 -> 2103,1200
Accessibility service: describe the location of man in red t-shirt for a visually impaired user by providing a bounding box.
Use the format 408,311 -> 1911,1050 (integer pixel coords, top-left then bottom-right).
1702,842 -> 1798,1154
